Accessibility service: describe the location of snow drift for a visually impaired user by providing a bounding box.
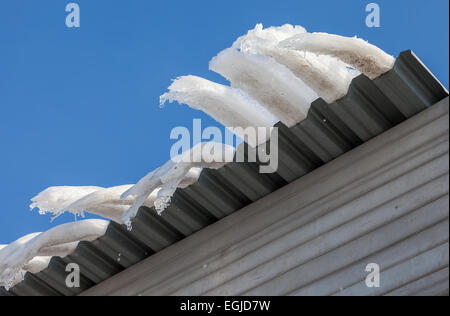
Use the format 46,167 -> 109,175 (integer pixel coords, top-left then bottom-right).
0,219 -> 108,289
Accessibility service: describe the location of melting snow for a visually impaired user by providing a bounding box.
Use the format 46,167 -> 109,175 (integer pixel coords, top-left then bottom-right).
121,142 -> 235,229
280,32 -> 395,79
31,169 -> 202,225
164,24 -> 395,129
160,75 -> 277,146
30,186 -> 102,218
210,47 -> 318,127
0,219 -> 108,289
232,24 -> 360,103
31,143 -> 234,230
2,24 -> 397,290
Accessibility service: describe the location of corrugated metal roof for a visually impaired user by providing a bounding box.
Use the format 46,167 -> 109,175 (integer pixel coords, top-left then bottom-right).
2,50 -> 448,296
79,97 -> 448,296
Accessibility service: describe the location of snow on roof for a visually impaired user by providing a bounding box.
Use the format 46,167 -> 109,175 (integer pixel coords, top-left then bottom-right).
232,24 -> 360,103
280,32 -> 395,79
1,23 -> 396,290
165,24 -> 393,125
0,220 -> 108,289
209,47 -> 318,127
160,76 -> 277,146
30,143 -> 234,231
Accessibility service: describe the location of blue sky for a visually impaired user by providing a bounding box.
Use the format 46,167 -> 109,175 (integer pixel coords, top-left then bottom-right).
0,0 -> 448,243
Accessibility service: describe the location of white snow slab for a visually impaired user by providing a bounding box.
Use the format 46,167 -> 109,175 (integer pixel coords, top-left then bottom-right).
280,32 -> 395,79
210,47 -> 318,127
232,24 -> 360,103
0,219 -> 108,289
31,169 -> 202,225
160,75 -> 277,146
31,143 -> 234,230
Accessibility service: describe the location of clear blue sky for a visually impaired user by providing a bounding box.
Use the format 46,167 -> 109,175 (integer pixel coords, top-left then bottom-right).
0,0 -> 448,243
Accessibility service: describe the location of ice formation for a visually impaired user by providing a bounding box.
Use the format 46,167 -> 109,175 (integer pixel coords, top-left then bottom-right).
210,48 -> 318,127
160,75 -> 277,146
31,168 -> 202,225
121,142 -> 235,229
163,24 -> 395,133
232,24 -> 360,103
23,256 -> 53,274
280,32 -> 395,79
0,219 -> 108,289
30,186 -> 102,217
2,24 -> 398,290
31,143 -> 234,230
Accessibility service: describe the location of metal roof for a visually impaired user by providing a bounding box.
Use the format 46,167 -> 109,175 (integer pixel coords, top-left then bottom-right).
79,97 -> 449,296
1,50 -> 448,296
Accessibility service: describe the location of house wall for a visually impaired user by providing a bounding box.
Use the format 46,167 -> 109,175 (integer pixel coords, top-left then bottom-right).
82,97 -> 449,296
